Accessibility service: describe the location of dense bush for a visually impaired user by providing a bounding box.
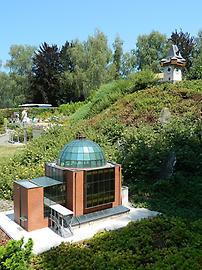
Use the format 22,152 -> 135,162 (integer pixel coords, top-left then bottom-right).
127,69 -> 157,91
33,216 -> 202,270
0,238 -> 33,270
58,101 -> 84,116
117,117 -> 202,220
119,118 -> 202,184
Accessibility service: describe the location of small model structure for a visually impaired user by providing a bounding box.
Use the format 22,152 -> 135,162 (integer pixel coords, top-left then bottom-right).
14,134 -> 129,237
160,44 -> 186,83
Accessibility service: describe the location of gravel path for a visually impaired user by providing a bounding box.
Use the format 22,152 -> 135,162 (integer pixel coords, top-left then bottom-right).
0,132 -> 10,145
0,200 -> 12,245
0,228 -> 10,246
0,199 -> 13,212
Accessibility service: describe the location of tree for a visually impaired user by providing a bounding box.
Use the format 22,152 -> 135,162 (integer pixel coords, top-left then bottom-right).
169,29 -> 196,72
84,29 -> 113,90
121,51 -> 136,77
187,30 -> 202,79
58,40 -> 88,103
0,72 -> 27,108
60,41 -> 75,72
29,42 -> 63,106
5,45 -> 36,75
59,30 -> 113,103
113,36 -> 123,79
59,70 -> 87,103
196,30 -> 202,52
135,31 -> 168,72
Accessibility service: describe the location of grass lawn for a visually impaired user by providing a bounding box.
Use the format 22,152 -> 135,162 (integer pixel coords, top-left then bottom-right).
0,145 -> 24,162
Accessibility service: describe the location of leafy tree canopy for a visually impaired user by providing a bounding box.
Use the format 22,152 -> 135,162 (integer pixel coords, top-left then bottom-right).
60,41 -> 75,73
29,42 -> 63,106
84,29 -> 112,89
5,45 -> 36,75
169,29 -> 196,72
59,30 -> 113,103
0,72 -> 27,108
134,31 -> 168,72
2,28 -> 202,107
182,30 -> 202,79
112,36 -> 123,79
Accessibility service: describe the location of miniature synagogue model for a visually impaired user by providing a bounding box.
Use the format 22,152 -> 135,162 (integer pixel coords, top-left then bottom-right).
160,44 -> 186,83
14,135 -> 129,237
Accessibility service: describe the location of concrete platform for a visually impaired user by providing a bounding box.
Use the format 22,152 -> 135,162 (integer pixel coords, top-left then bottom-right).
0,206 -> 159,254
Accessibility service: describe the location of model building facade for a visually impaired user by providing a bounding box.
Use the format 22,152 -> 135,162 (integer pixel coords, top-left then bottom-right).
14,135 -> 127,233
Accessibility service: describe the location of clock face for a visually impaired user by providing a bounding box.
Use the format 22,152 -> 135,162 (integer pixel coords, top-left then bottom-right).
167,67 -> 171,72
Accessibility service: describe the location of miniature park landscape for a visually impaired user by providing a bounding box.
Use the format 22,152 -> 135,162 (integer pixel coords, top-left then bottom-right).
0,30 -> 202,269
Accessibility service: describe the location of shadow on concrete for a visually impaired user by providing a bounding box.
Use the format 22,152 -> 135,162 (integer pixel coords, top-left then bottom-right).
6,213 -> 14,221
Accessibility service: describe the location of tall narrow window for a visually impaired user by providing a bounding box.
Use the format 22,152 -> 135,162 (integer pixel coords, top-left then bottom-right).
85,169 -> 115,208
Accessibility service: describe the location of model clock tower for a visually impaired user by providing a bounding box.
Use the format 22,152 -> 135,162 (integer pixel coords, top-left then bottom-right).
160,45 -> 186,83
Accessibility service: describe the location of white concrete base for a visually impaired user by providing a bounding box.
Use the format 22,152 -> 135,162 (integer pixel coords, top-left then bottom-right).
0,206 -> 159,254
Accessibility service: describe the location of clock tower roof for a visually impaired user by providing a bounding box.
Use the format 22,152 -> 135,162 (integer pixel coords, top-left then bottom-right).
160,45 -> 186,67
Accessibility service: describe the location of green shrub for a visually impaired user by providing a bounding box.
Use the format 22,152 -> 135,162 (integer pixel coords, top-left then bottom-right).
128,69 -> 157,91
58,101 -> 84,116
0,238 -> 33,270
33,216 -> 202,270
119,118 -> 202,185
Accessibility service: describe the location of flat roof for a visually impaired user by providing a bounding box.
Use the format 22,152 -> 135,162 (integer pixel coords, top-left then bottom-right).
71,205 -> 130,226
15,180 -> 39,189
50,204 -> 73,216
30,177 -> 62,188
19,103 -> 52,108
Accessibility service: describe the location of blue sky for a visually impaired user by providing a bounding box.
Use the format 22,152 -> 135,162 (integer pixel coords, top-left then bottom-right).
1,0 -> 202,67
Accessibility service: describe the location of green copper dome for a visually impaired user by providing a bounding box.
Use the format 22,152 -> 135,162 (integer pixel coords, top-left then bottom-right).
57,136 -> 107,168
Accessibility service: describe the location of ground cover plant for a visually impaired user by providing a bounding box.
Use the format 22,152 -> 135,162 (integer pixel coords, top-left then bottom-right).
32,216 -> 202,270
0,238 -> 33,270
0,76 -> 201,269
